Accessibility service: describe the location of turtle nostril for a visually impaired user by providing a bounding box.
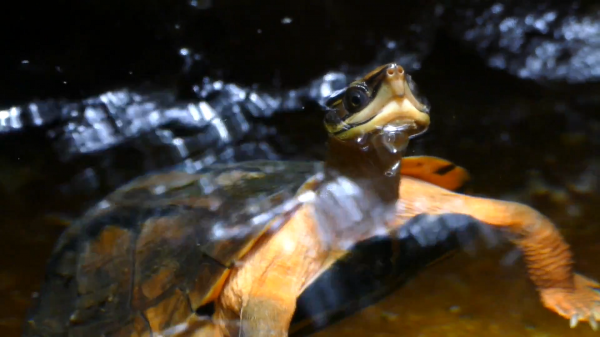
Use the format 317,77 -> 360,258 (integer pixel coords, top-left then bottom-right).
386,65 -> 404,77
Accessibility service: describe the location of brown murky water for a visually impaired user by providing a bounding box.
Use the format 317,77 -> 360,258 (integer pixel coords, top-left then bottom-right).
315,237 -> 600,337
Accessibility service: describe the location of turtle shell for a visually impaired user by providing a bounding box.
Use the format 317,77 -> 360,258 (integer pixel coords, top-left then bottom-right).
23,160 -> 321,336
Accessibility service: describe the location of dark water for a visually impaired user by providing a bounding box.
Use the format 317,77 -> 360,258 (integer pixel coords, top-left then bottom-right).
2,38 -> 600,336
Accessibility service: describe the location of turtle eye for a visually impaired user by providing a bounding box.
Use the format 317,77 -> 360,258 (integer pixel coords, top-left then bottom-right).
405,74 -> 423,101
343,85 -> 370,114
405,75 -> 417,93
405,74 -> 430,111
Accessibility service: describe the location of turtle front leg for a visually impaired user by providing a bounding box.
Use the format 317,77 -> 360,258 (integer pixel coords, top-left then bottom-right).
399,177 -> 600,330
237,296 -> 297,336
214,206 -> 329,336
214,259 -> 303,337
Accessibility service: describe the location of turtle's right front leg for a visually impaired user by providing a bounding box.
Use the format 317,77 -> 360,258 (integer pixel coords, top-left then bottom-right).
214,259 -> 301,337
238,296 -> 297,336
214,206 -> 329,336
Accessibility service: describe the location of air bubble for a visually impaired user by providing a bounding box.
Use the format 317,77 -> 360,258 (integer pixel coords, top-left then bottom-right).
385,160 -> 401,177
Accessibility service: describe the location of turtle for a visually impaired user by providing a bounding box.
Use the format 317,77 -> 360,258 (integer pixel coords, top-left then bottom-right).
23,63 -> 600,337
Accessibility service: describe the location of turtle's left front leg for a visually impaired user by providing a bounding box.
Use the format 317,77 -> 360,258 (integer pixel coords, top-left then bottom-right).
399,177 -> 600,330
215,206 -> 329,336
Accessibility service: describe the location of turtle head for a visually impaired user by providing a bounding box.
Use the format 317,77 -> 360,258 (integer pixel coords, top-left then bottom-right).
316,64 -> 430,247
323,63 -> 430,142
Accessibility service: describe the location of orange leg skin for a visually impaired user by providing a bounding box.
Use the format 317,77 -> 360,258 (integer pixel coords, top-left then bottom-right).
400,156 -> 470,191
398,176 -> 600,328
213,206 -> 330,336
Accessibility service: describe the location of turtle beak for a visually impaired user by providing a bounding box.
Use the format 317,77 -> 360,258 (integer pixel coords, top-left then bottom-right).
357,64 -> 430,139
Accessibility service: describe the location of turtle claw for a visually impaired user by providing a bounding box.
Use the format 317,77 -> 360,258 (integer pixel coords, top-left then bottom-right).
590,314 -> 598,331
570,314 -> 580,329
540,273 -> 600,331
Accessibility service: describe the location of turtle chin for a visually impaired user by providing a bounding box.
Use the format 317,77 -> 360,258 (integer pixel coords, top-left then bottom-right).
380,117 -> 428,138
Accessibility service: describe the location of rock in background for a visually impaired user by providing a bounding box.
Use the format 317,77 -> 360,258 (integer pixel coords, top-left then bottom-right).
0,0 -> 599,215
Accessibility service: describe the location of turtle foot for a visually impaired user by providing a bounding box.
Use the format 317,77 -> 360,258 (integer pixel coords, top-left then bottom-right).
540,273 -> 600,331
